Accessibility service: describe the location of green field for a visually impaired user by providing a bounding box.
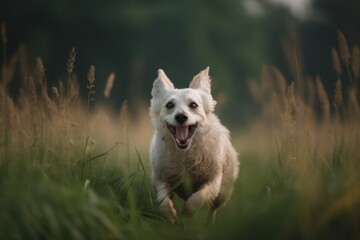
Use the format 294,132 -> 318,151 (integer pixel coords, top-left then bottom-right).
1,32 -> 360,239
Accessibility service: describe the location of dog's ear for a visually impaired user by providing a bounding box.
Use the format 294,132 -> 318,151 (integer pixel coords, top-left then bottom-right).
151,69 -> 174,97
190,67 -> 216,113
189,66 -> 211,94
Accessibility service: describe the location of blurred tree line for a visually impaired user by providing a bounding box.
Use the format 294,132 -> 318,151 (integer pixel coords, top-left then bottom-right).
1,0 -> 359,126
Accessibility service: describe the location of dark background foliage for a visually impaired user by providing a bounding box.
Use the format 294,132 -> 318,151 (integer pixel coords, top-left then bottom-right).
1,0 -> 359,126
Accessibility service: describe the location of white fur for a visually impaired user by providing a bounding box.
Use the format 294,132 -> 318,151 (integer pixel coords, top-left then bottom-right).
149,67 -> 239,224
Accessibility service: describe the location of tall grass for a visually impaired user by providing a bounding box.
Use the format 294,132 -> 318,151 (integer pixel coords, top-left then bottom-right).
0,24 -> 360,239
243,30 -> 360,239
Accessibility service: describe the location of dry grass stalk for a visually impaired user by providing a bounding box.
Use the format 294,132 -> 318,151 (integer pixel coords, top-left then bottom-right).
54,81 -> 67,119
118,100 -> 129,145
331,48 -> 342,76
85,65 -> 96,139
271,66 -> 287,101
283,82 -> 297,163
66,75 -> 80,107
66,48 -> 77,97
28,76 -> 40,148
87,65 -> 95,103
351,45 -> 359,80
33,57 -> 48,98
333,79 -> 343,113
67,93 -> 78,107
18,88 -> 29,113
284,82 -> 297,123
66,48 -> 76,74
282,27 -> 303,97
337,30 -> 351,66
119,99 -> 128,129
28,76 -> 37,105
315,75 -> 330,122
41,90 -> 56,119
28,76 -> 37,119
104,72 -> 115,98
34,57 -> 45,84
51,86 -> 61,111
87,65 -> 95,88
57,80 -> 65,101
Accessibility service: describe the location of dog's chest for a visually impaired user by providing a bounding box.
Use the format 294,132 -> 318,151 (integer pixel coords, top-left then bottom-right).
181,154 -> 216,181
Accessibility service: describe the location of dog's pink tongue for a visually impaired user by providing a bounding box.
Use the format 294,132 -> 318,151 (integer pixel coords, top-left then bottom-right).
176,126 -> 189,141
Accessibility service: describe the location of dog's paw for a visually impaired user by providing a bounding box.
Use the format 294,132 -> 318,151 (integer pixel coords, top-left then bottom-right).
183,194 -> 203,217
160,201 -> 177,225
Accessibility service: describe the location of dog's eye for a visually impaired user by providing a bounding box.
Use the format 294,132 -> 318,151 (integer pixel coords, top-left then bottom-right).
165,102 -> 175,109
189,102 -> 198,109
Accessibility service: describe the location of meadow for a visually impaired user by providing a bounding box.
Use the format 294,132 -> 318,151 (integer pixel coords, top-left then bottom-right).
0,26 -> 360,239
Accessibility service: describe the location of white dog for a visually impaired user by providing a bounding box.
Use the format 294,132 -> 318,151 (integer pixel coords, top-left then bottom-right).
149,67 -> 239,224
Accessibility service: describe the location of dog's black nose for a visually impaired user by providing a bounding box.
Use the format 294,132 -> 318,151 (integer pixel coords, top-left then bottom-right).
175,113 -> 188,124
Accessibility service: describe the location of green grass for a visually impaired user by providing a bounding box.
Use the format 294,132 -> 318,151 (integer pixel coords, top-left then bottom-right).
1,135 -> 359,239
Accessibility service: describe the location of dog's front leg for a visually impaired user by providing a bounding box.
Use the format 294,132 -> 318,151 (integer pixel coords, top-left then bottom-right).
183,172 -> 222,216
154,179 -> 177,225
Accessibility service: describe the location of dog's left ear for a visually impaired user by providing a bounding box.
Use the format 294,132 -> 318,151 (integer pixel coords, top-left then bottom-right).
189,66 -> 211,94
190,67 -> 216,113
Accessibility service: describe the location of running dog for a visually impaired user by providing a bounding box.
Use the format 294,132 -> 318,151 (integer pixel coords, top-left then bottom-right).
149,67 -> 239,224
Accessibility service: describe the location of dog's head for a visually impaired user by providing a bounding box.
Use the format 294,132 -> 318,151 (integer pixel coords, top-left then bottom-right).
149,67 -> 216,150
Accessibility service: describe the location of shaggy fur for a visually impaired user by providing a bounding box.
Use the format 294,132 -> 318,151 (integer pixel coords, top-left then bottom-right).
149,67 -> 239,224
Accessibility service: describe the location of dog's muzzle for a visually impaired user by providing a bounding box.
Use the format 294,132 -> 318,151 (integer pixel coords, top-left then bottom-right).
166,123 -> 197,149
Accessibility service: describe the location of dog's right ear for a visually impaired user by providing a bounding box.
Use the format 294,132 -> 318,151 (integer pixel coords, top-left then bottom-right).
151,69 -> 174,97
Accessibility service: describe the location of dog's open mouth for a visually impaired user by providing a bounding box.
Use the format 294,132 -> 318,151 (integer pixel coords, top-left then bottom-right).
166,123 -> 197,149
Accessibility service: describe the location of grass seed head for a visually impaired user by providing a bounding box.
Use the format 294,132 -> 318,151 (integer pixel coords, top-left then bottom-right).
66,47 -> 77,74
333,79 -> 343,112
316,75 -> 330,121
86,65 -> 96,105
52,86 -> 59,99
87,65 -> 95,89
104,72 -> 115,98
33,57 -> 46,90
337,30 -> 351,65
